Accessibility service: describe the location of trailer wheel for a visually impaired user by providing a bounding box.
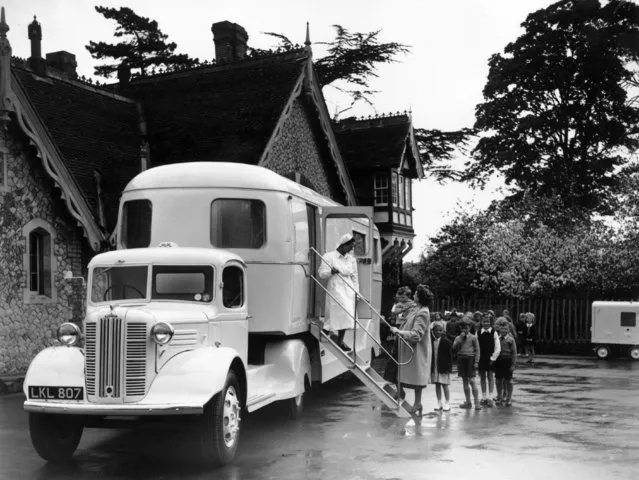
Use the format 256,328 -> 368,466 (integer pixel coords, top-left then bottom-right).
199,371 -> 241,466
29,412 -> 83,464
595,345 -> 610,360
629,346 -> 639,361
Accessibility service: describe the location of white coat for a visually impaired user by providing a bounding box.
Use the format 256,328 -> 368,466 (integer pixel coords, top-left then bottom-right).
318,250 -> 359,332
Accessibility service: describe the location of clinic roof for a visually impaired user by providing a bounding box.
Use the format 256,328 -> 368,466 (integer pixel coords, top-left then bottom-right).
123,162 -> 339,206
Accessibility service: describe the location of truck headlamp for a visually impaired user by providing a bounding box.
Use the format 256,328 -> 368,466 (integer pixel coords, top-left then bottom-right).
151,322 -> 174,345
57,323 -> 81,346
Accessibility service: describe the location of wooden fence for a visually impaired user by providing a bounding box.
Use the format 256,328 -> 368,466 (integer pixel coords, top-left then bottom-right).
432,296 -> 593,346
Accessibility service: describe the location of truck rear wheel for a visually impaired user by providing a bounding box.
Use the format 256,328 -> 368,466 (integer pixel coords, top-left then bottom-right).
199,371 -> 241,466
629,346 -> 639,361
29,412 -> 83,464
595,345 -> 610,360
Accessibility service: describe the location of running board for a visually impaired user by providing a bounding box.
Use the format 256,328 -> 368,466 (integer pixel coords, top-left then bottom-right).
310,322 -> 412,418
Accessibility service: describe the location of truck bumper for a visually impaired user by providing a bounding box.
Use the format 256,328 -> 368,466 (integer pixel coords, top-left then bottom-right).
23,400 -> 202,416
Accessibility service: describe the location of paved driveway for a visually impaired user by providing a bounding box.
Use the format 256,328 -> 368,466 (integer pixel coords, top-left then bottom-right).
1,355 -> 637,480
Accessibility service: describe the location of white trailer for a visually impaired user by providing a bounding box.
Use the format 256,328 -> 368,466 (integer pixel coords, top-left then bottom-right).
591,301 -> 639,360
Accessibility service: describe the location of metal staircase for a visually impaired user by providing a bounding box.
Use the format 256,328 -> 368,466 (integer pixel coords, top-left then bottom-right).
310,321 -> 413,418
308,247 -> 415,419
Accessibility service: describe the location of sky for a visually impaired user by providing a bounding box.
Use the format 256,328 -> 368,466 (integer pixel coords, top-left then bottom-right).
3,0 -> 558,261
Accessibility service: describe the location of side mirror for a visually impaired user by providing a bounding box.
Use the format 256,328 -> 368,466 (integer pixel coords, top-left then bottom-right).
64,271 -> 86,286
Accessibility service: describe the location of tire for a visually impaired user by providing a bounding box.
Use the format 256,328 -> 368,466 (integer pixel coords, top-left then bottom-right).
285,391 -> 305,420
595,345 -> 610,360
629,346 -> 639,361
29,413 -> 83,464
199,371 -> 241,466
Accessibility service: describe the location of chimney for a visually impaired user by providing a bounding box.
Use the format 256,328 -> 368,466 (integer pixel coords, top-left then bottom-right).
27,15 -> 46,75
211,21 -> 248,63
46,51 -> 77,79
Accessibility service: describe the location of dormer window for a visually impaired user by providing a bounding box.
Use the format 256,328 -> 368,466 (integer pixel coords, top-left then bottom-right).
391,172 -> 398,206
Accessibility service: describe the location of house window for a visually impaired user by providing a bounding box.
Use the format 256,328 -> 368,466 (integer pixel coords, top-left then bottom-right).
374,174 -> 388,206
23,219 -> 57,304
398,175 -> 405,209
29,228 -> 52,296
405,179 -> 412,211
391,172 -> 398,206
0,151 -> 7,191
211,199 -> 266,249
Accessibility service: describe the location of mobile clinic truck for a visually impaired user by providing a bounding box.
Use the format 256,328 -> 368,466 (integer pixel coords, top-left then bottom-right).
23,163 -> 400,466
591,301 -> 639,360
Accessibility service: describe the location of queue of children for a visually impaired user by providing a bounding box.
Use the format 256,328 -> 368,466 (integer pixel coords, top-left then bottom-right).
387,287 -> 537,413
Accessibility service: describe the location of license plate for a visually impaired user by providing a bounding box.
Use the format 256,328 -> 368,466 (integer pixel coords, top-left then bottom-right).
28,386 -> 84,400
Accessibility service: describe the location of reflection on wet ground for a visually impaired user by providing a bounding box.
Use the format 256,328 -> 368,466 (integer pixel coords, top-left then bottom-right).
1,355 -> 638,480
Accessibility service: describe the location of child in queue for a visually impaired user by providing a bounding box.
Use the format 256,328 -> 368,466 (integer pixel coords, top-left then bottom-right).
477,313 -> 501,407
523,313 -> 538,365
494,317 -> 517,406
431,321 -> 453,411
452,318 -> 481,410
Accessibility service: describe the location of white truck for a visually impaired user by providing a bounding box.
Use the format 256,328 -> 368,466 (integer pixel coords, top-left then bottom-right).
23,163 -> 406,466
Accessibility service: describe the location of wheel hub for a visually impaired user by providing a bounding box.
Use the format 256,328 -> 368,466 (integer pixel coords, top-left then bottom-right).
222,386 -> 240,447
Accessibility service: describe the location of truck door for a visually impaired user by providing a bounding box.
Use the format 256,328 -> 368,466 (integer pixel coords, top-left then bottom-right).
320,207 -> 374,320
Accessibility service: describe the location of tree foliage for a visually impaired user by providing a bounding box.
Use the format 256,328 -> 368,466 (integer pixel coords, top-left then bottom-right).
86,6 -> 199,78
414,128 -> 475,182
468,0 -> 639,214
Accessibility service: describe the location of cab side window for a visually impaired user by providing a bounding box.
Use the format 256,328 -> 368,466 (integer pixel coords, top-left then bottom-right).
223,266 -> 244,308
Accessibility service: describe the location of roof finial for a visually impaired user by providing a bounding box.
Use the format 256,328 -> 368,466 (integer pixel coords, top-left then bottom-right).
304,22 -> 311,54
0,8 -> 9,37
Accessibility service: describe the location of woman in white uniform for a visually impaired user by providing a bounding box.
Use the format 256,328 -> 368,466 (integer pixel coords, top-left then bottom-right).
318,234 -> 359,351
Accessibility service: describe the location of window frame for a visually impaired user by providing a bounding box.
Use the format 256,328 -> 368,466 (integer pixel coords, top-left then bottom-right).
22,219 -> 57,304
121,199 -> 153,249
373,173 -> 389,206
210,198 -> 267,249
222,265 -> 245,309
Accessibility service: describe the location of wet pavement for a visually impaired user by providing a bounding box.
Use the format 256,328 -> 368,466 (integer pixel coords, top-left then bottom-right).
1,355 -> 638,480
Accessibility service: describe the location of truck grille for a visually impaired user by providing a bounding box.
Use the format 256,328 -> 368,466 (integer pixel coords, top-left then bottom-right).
85,314 -> 148,401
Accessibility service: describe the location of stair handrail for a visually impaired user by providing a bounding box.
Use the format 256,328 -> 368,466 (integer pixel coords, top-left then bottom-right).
308,247 -> 415,367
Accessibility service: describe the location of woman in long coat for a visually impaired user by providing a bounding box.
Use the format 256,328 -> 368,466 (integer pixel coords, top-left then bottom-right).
390,284 -> 433,416
318,233 -> 359,351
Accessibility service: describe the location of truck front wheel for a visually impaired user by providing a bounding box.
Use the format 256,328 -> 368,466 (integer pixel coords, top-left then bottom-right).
29,413 -> 83,464
629,346 -> 639,361
199,371 -> 241,466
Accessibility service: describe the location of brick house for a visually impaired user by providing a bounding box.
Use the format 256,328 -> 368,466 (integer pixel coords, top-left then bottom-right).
0,10 -> 421,382
0,12 -> 358,380
334,114 -> 424,314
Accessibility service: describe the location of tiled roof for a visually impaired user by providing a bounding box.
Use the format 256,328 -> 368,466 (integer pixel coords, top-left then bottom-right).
334,116 -> 410,170
126,52 -> 306,166
13,67 -> 140,229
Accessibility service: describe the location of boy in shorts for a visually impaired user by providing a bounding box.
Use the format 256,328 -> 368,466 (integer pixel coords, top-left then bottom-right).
452,319 -> 481,410
494,317 -> 517,406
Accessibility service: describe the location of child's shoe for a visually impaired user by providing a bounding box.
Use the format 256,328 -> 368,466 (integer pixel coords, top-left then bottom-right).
494,397 -> 503,406
442,403 -> 451,412
474,403 -> 483,410
434,404 -> 443,411
485,399 -> 494,408
459,401 -> 472,409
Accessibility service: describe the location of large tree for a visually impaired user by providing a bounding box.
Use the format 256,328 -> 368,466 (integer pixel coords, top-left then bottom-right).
467,0 -> 639,214
86,6 -> 199,78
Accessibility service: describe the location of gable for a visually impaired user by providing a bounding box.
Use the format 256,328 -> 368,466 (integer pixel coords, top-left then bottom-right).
261,97 -> 346,203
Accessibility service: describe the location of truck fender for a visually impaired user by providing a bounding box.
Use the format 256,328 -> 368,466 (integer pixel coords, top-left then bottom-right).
144,347 -> 246,407
264,339 -> 311,396
23,347 -> 85,396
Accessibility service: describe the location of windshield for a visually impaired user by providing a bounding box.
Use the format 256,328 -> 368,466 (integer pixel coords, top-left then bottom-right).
90,265 -> 214,304
91,266 -> 149,303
